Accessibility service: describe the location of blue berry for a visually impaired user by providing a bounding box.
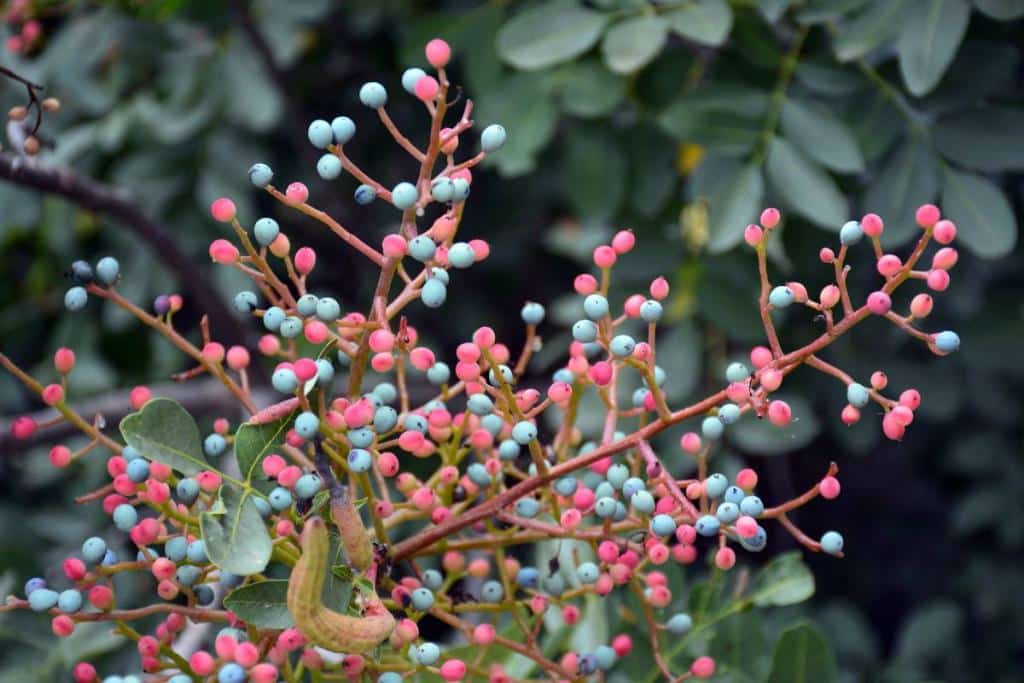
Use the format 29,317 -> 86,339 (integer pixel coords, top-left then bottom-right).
651,514 -> 677,537
467,394 -> 494,416
262,306 -> 285,331
467,463 -> 491,486
176,565 -> 201,586
521,302 -> 545,325
448,242 -> 475,269
294,412 -> 320,439
481,580 -> 504,602
846,382 -> 870,408
622,477 -> 646,498
451,177 -> 470,202
126,458 -> 150,483
726,362 -> 750,383
421,278 -> 447,308
317,153 -> 343,180
391,182 -> 418,210
481,414 -> 503,436
253,218 -> 280,246
122,446 -> 141,461
405,414 -> 429,433
233,290 -> 258,313
554,368 -> 575,384
640,299 -> 663,322
702,416 -> 724,440
716,502 -> 740,523
295,474 -> 322,499
296,294 -> 318,317
24,577 -> 45,597
409,235 -> 437,262
195,585 -> 215,605
431,177 -> 454,202
935,330 -> 960,353
279,316 -> 303,339
248,163 -> 273,187
187,540 -> 208,563
272,368 -> 299,394
307,119 -> 333,149
840,220 -> 863,245
512,421 -> 538,444
820,530 -> 844,555
416,642 -> 440,666
516,566 -> 539,588
498,439 -> 520,460
331,116 -> 355,144
719,403 -> 741,425
594,482 -> 615,500
28,588 -> 59,612
176,478 -> 200,505
723,485 -> 745,504
429,266 -> 450,285
583,294 -> 609,320
153,295 -> 171,315
633,388 -> 650,408
204,434 -> 227,457
515,497 -> 539,517
422,569 -> 443,590
218,663 -> 246,683
268,487 -> 293,512
82,537 -> 107,563
349,427 -> 375,448
315,297 -> 340,321
373,406 -> 398,432
695,515 -> 721,536
572,320 -> 598,343
595,497 -> 617,518
378,674 -> 403,683
576,562 -> 599,583
480,124 -> 507,153
95,256 -> 120,285
769,285 -> 794,308
666,613 -> 693,635
704,473 -> 728,498
488,364 -> 514,386
354,184 -> 376,205
69,260 -> 93,283
359,82 -> 387,108
64,286 -> 88,311
113,503 -> 138,531
401,67 -> 427,94
166,536 -> 189,562
410,587 -> 434,610
578,654 -> 598,675
740,495 -> 764,517
427,362 -> 450,385
253,497 -> 271,518
595,645 -> 617,671
631,490 -> 655,514
348,448 -> 372,473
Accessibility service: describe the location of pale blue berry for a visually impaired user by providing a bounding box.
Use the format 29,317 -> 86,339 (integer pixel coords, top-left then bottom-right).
640,299 -> 662,322
695,515 -> 720,536
331,116 -> 355,144
248,163 -> 273,187
577,562 -> 599,583
253,218 -> 280,246
64,286 -> 88,312
315,296 -> 340,321
716,501 -> 740,523
448,242 -> 475,269
480,124 -> 507,153
769,285 -> 794,308
572,320 -> 598,343
391,182 -> 418,210
651,514 -> 677,537
401,68 -> 427,94
512,421 -> 537,444
317,153 -> 342,180
583,294 -> 609,320
740,495 -> 764,517
840,220 -> 863,245
421,278 -> 447,308
411,587 -> 434,610
820,530 -> 844,555
666,613 -> 693,635
409,235 -> 437,262
934,330 -> 960,353
610,334 -> 636,357
96,257 -> 120,285
704,473 -> 728,498
725,362 -> 749,383
307,119 -> 333,149
262,306 -> 285,331
846,382 -> 870,408
359,82 -> 387,108
451,177 -> 470,202
295,473 -> 322,499
719,403 -> 741,424
702,415 -> 724,440
354,184 -> 376,205
431,177 -> 454,202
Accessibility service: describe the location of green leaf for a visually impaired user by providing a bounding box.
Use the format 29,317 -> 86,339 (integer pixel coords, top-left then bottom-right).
758,0 -> 793,22
562,128 -> 627,220
119,397 -> 209,476
730,394 -> 822,455
700,161 -> 764,253
223,580 -> 293,629
664,0 -> 734,46
560,59 -> 627,118
894,600 -> 963,665
200,487 -> 272,576
659,88 -> 766,154
765,137 -> 848,230
496,0 -> 611,71
974,0 -> 1024,20
628,124 -> 677,218
898,0 -> 970,96
941,167 -> 1018,259
766,623 -> 838,683
234,413 -> 295,484
658,321 -> 703,401
797,0 -> 873,24
475,73 -> 559,176
933,107 -> 1024,171
864,137 -> 939,248
780,98 -> 865,173
601,15 -> 667,74
833,0 -> 909,62
751,552 -> 816,607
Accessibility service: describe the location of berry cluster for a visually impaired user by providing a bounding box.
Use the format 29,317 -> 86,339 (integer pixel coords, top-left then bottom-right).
3,0 -> 43,55
3,37 -> 964,683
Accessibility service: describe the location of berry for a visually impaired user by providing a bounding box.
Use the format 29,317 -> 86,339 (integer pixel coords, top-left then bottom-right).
740,496 -> 764,517
576,562 -> 599,583
820,530 -> 844,555
354,184 -> 376,205
480,124 -> 507,153
609,334 -> 636,357
511,421 -> 537,444
704,473 -> 728,498
409,235 -> 437,262
718,403 -> 741,425
95,256 -> 119,285
401,68 -> 427,94
295,474 -> 322,499
431,177 -> 455,202
24,577 -> 46,596
480,580 -> 504,602
650,514 -> 676,537
411,587 -> 435,611
840,220 -> 863,245
701,416 -> 723,440
233,291 -> 257,314
934,330 -> 960,353
253,218 -> 280,247
640,299 -> 663,322
572,320 -> 598,343
331,116 -> 356,144
448,242 -> 475,268
695,515 -> 720,536
64,286 -> 88,312
248,163 -> 273,186
28,588 -> 59,612
268,487 -> 293,512
294,412 -> 320,439
307,119 -> 333,149
113,503 -> 138,531
666,613 -> 693,635
359,82 -> 387,108
716,502 -> 740,523
421,278 -> 447,308
316,297 -> 341,321
69,260 -> 94,284
279,316 -> 303,339
725,362 -> 749,383
425,38 -> 451,68
391,182 -> 418,209
768,285 -> 794,308
316,153 -> 342,180
204,434 -> 227,457
451,177 -> 470,202
82,537 -> 107,563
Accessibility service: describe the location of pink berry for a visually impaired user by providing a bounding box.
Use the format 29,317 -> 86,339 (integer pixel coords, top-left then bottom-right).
208,239 -> 239,264
933,219 -> 956,244
574,273 -> 598,295
735,516 -> 758,538
42,383 -> 64,406
744,224 -> 763,246
891,405 -> 914,426
915,204 -> 940,228
861,212 -> 884,237
882,413 -> 905,441
767,399 -> 792,426
52,615 -> 75,637
910,293 -> 933,318
593,245 -> 617,268
226,345 -> 250,370
414,75 -> 439,101
715,546 -> 736,570
285,182 -> 309,205
841,404 -> 861,425
819,247 -> 835,263
750,345 -> 773,369
50,445 -> 72,468
650,276 -> 670,300
735,468 -> 758,489
932,247 -> 958,270
294,246 -> 316,274
877,254 -> 902,277
926,269 -> 950,291
819,476 -> 841,499
680,432 -> 702,454
870,370 -> 888,390
760,207 -> 780,228
623,293 -> 645,318
899,389 -> 921,409
760,369 -> 783,392
612,229 -> 636,254
867,291 -> 891,315
425,38 -> 451,68
210,197 -> 236,222
691,656 -> 716,678
819,284 -> 840,309
54,347 -> 76,374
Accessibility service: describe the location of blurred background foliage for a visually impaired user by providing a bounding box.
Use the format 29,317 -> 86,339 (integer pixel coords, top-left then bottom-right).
1,0 -> 1022,680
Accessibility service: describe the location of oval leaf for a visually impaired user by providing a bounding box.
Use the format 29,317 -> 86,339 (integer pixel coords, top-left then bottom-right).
780,98 -> 865,173
496,1 -> 610,71
223,580 -> 293,629
601,15 -> 667,74
933,106 -> 1024,172
752,551 -> 816,607
832,0 -> 909,62
766,137 -> 848,230
940,167 -> 1018,259
710,163 -> 764,253
864,136 -> 939,248
766,623 -> 838,683
235,413 -> 296,484
974,0 -> 1024,20
664,0 -> 734,47
898,0 -> 970,96
119,397 -> 209,476
201,487 -> 272,576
